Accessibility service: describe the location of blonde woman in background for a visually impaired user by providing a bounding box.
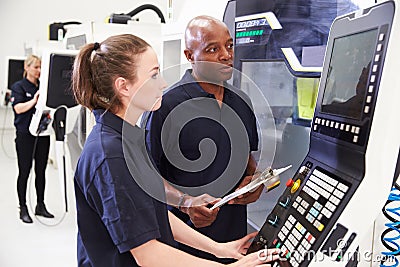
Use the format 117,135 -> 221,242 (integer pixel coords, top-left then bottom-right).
11,55 -> 54,223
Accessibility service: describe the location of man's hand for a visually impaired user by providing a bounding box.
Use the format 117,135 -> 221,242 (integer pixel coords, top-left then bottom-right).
180,194 -> 220,228
228,174 -> 264,205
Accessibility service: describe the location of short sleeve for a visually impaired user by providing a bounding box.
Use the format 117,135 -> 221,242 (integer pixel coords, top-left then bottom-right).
11,82 -> 26,106
87,157 -> 161,253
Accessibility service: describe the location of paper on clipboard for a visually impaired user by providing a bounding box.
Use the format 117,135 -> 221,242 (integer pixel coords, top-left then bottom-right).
210,165 -> 292,210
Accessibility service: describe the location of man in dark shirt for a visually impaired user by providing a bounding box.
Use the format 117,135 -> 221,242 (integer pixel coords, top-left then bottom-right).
146,15 -> 264,263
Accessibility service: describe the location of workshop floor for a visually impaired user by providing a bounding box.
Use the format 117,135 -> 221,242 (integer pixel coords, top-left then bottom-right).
0,106 -> 76,267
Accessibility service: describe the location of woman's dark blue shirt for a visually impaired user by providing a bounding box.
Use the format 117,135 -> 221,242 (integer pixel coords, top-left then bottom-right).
74,109 -> 175,267
11,78 -> 38,133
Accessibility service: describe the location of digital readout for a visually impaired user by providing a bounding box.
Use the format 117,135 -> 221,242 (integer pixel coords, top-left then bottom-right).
236,18 -> 268,29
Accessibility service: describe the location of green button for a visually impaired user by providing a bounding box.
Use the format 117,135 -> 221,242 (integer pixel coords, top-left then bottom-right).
276,242 -> 281,248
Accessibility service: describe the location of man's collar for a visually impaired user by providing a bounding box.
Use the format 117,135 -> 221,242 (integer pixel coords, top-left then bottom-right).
180,69 -> 233,99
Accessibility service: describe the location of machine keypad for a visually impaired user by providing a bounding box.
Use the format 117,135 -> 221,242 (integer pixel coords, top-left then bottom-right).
276,214 -> 316,267
273,168 -> 349,266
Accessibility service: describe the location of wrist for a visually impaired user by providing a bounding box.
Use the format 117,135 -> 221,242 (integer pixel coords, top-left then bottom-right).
177,193 -> 187,214
180,194 -> 194,214
211,241 -> 224,259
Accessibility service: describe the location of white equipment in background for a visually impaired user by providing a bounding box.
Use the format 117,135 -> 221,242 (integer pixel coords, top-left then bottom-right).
1,56 -> 25,107
63,20 -> 163,141
29,49 -> 79,212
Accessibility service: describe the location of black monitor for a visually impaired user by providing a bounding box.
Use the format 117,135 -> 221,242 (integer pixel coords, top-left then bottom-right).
321,29 -> 378,120
311,2 -> 393,148
46,53 -> 77,109
7,58 -> 25,89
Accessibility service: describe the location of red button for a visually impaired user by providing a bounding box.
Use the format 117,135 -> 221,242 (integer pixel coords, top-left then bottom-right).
286,179 -> 294,187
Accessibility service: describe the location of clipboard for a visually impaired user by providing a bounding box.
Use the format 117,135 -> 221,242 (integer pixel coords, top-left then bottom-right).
210,165 -> 292,210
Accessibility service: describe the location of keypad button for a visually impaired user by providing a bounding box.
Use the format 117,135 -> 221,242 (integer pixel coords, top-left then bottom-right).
369,85 -> 374,93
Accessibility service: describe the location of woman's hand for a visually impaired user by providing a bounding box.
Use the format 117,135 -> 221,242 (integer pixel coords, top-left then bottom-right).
228,249 -> 281,267
213,232 -> 277,260
212,232 -> 280,266
33,91 -> 40,103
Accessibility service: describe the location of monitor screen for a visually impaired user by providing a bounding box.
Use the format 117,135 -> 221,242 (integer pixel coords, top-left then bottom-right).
46,53 -> 77,108
321,28 -> 378,120
7,59 -> 25,89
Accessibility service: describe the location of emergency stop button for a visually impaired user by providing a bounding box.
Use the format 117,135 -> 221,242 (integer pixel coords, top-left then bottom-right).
286,179 -> 294,187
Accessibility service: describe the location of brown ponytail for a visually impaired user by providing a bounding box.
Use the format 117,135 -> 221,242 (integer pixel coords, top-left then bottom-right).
72,34 -> 150,113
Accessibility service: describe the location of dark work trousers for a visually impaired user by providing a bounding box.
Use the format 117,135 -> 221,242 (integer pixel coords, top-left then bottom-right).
15,132 -> 50,207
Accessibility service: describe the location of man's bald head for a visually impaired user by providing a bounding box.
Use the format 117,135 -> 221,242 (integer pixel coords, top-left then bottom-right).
185,15 -> 230,50
183,15 -> 234,84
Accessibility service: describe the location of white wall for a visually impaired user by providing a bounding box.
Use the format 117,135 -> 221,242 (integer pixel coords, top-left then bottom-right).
0,0 -> 228,100
4,0 -> 377,100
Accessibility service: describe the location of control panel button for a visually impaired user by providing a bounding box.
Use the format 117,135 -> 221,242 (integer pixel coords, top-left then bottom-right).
279,196 -> 291,208
286,179 -> 294,187
268,215 -> 279,226
291,179 -> 301,193
337,183 -> 349,193
368,85 -> 374,93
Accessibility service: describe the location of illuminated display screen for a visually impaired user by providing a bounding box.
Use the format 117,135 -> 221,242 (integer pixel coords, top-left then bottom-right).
236,30 -> 264,37
236,18 -> 268,28
235,18 -> 271,46
321,28 -> 378,120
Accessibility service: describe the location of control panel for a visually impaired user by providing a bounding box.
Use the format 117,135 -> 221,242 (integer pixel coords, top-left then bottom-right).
248,160 -> 357,266
243,1 -> 398,266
